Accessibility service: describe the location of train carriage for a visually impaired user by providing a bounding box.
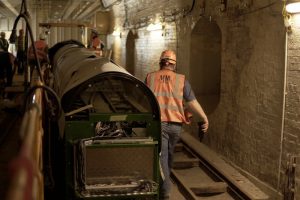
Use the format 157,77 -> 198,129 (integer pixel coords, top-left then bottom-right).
48,40 -> 161,200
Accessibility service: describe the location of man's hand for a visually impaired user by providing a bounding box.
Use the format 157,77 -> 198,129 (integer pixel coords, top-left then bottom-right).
198,120 -> 208,142
187,100 -> 209,133
201,119 -> 209,133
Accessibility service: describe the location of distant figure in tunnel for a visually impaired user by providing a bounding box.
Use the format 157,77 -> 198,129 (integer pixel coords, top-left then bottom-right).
0,32 -> 9,52
88,29 -> 104,56
145,50 -> 209,200
28,33 -> 49,74
0,48 -> 15,89
16,29 -> 25,74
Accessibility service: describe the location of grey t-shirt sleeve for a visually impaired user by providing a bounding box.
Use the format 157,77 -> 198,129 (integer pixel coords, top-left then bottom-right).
183,79 -> 196,102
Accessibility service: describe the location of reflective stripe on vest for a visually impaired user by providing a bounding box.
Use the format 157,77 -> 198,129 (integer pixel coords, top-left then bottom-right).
147,69 -> 186,123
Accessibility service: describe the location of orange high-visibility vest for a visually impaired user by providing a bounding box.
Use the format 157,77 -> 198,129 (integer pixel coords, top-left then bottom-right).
91,37 -> 102,56
146,69 -> 187,123
28,40 -> 48,62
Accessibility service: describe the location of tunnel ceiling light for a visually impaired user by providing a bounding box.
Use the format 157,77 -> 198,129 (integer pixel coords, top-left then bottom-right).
112,30 -> 121,37
286,0 -> 300,13
147,23 -> 162,31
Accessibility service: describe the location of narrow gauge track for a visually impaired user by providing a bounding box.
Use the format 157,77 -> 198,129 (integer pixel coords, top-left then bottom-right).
171,133 -> 269,200
171,141 -> 237,200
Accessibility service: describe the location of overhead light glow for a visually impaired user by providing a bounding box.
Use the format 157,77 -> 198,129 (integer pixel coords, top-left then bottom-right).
286,2 -> 300,13
147,23 -> 162,31
112,30 -> 121,37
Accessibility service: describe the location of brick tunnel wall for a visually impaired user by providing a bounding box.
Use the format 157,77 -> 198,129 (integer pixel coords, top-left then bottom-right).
106,0 -> 299,198
285,14 -> 300,199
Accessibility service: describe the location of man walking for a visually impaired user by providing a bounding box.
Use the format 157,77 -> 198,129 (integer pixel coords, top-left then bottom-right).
16,29 -> 25,74
145,50 -> 209,199
28,33 -> 49,68
0,32 -> 9,52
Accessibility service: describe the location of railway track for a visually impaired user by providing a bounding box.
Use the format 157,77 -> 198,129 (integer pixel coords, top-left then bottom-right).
170,132 -> 269,200
172,142 -> 237,200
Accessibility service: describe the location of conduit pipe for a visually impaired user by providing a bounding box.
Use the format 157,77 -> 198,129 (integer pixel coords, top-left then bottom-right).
277,28 -> 288,191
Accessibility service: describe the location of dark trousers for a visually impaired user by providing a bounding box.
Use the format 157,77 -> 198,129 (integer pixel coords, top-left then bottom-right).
160,122 -> 182,199
0,52 -> 13,86
17,50 -> 25,74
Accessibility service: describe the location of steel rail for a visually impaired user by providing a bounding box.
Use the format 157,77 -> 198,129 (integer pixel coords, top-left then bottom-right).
172,136 -> 268,200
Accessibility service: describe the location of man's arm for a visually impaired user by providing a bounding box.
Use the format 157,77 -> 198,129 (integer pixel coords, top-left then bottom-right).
187,99 -> 209,132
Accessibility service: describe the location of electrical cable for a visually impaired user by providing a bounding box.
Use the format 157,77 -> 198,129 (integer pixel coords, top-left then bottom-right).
24,84 -> 62,120
12,3 -> 63,190
10,13 -> 44,84
183,0 -> 196,17
10,0 -> 62,120
237,0 -> 279,16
